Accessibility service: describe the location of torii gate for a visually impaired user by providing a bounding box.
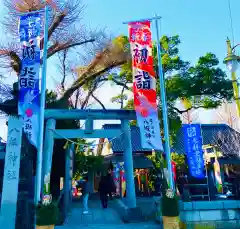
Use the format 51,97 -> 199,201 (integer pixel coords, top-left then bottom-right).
42,109 -> 137,210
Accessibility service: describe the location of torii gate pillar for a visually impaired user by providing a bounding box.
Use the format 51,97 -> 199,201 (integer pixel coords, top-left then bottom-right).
42,118 -> 56,188
122,119 -> 136,208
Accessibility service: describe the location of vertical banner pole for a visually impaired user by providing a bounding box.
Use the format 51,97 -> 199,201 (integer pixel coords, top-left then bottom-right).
154,17 -> 174,190
200,125 -> 211,200
35,5 -> 49,204
123,15 -> 174,190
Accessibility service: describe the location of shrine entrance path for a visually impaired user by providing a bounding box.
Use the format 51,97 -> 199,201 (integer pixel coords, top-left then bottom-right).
60,197 -> 123,225
56,198 -> 161,229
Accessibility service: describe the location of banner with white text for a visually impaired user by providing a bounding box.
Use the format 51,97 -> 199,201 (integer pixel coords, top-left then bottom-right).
18,12 -> 41,147
128,21 -> 163,150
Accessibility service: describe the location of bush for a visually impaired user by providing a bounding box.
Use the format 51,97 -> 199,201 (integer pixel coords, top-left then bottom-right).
161,189 -> 179,217
36,202 -> 59,226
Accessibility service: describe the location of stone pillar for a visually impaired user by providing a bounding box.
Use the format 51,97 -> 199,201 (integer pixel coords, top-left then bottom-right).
1,116 -> 23,229
121,119 -> 136,208
42,119 -> 56,191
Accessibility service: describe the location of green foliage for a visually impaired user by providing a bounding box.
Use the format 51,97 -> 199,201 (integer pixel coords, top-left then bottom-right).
171,153 -> 186,171
36,202 -> 58,226
74,139 -> 105,176
147,153 -> 168,191
111,94 -> 128,104
75,153 -> 105,175
46,89 -> 58,104
110,34 -> 233,146
161,191 -> 179,217
147,153 -> 164,169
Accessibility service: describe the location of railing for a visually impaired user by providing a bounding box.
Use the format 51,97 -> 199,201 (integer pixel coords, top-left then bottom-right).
184,184 -> 210,201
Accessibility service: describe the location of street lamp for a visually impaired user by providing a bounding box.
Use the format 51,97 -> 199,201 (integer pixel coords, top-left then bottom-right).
223,38 -> 240,117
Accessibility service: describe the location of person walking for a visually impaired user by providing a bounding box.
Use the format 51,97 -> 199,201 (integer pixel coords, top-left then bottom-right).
98,175 -> 109,208
107,169 -> 116,200
81,175 -> 90,214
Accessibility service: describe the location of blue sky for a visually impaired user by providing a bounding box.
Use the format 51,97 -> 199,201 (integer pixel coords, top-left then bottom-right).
0,0 -> 240,140
77,0 -> 240,130
83,0 -> 239,67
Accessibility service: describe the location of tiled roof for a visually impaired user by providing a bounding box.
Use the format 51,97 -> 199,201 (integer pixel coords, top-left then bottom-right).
172,124 -> 240,155
104,154 -> 153,169
103,123 -> 240,156
103,124 -> 147,153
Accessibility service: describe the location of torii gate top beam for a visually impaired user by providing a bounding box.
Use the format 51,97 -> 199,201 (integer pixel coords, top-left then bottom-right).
44,109 -> 136,120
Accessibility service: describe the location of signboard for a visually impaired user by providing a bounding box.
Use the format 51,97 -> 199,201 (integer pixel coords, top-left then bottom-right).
0,116 -> 23,229
18,12 -> 41,147
128,21 -> 163,150
183,124 -> 204,178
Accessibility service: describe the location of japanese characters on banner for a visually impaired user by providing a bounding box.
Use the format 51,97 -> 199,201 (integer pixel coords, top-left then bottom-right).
18,12 -> 41,147
183,124 -> 205,178
128,21 -> 163,150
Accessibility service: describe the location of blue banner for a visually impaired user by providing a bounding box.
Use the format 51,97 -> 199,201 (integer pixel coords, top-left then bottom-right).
18,13 -> 41,42
18,12 -> 41,147
183,124 -> 205,178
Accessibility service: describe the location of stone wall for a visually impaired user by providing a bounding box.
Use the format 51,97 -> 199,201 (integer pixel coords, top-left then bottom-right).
180,200 -> 240,228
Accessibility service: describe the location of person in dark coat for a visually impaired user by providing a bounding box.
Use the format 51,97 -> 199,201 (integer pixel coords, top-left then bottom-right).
98,175 -> 112,208
107,170 -> 116,199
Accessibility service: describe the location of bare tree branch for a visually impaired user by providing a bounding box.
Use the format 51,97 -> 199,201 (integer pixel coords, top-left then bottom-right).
80,89 -> 93,109
92,93 -> 106,110
0,0 -> 129,111
47,39 -> 95,59
0,0 -> 93,75
61,41 -> 130,101
57,49 -> 68,91
47,12 -> 66,40
171,104 -> 205,114
112,78 -> 130,91
62,60 -> 126,101
120,83 -> 126,108
74,89 -> 80,109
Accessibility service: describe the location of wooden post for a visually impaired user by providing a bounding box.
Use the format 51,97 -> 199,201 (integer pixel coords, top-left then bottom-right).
42,118 -> 56,192
121,120 -> 136,208
0,116 -> 23,229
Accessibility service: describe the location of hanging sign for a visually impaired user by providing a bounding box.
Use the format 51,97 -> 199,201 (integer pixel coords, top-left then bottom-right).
18,12 -> 41,147
128,21 -> 163,150
183,124 -> 205,178
0,116 -> 23,229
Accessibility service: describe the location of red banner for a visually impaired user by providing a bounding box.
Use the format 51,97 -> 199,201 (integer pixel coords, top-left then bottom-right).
129,21 -> 163,150
172,161 -> 177,181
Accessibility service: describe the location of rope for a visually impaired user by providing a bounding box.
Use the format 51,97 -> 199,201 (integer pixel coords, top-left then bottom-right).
51,128 -> 125,147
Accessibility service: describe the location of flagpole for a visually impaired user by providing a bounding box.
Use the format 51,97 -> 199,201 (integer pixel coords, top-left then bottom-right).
35,4 -> 49,204
154,16 -> 174,190
123,15 -> 174,191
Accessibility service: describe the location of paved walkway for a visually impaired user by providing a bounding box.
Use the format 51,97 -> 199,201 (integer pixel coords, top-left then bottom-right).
55,198 -> 162,229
